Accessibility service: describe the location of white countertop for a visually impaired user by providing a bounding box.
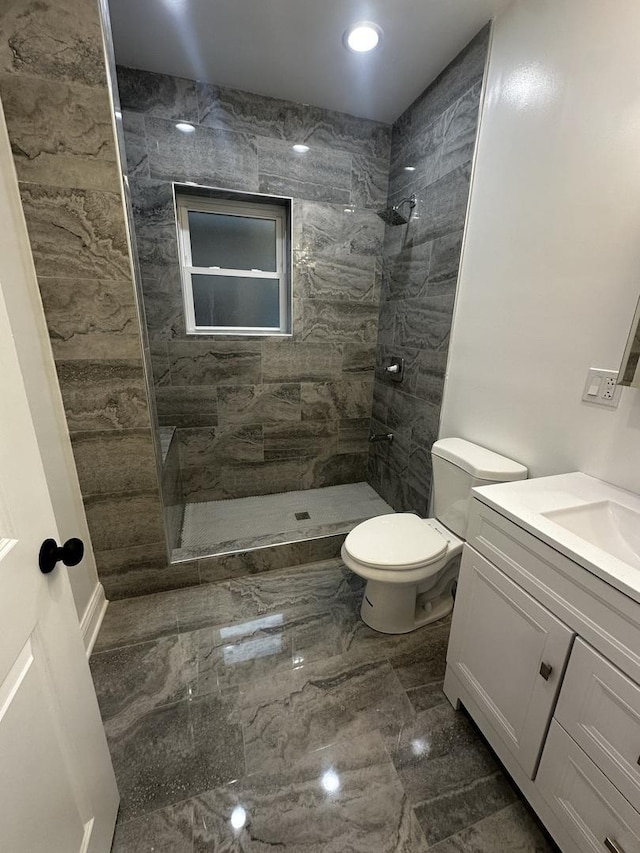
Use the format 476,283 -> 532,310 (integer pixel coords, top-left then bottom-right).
472,472 -> 640,605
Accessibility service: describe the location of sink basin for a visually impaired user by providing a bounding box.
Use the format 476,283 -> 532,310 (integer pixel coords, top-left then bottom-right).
542,500 -> 640,571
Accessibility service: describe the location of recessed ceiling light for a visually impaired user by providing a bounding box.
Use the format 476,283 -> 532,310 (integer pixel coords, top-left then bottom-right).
403,166 -> 416,172
292,143 -> 310,153
175,122 -> 195,133
343,22 -> 382,53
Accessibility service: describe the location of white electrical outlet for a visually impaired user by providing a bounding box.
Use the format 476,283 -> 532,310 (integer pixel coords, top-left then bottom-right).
582,368 -> 622,408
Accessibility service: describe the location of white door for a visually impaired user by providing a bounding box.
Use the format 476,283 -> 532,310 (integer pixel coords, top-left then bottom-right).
446,546 -> 575,778
0,127 -> 119,851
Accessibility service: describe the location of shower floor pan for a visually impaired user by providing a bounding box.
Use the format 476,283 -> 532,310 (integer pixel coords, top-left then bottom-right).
173,482 -> 393,561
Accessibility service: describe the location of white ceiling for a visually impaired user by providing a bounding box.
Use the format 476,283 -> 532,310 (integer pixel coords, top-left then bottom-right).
108,0 -> 510,124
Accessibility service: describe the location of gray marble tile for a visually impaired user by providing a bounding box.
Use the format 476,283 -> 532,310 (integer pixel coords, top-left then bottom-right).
302,299 -> 378,343
409,401 -> 441,448
19,184 -> 131,280
146,117 -> 258,191
258,137 -> 351,204
130,178 -> 175,226
111,801 -> 194,853
0,73 -> 119,191
413,349 -> 447,404
57,360 -> 150,431
107,691 -> 244,819
262,341 -> 342,382
150,341 -> 171,387
376,299 -> 396,347
155,386 -> 218,423
294,252 -> 378,301
180,464 -> 224,502
407,442 -> 433,496
301,452 -> 368,489
338,418 -> 370,453
301,379 -> 373,421
406,164 -> 472,246
178,425 -> 263,468
184,559 -> 354,632
437,81 -> 482,179
116,66 -> 198,121
221,458 -> 302,499
239,655 -> 413,774
135,225 -> 181,276
384,703 -> 516,846
428,229 -> 464,290
84,490 -> 165,551
177,522 -> 351,563
0,0 -> 107,86
96,542 -> 198,602
303,105 -> 392,161
372,461 -> 418,514
342,343 -> 377,375
389,114 -> 445,198
197,82 -> 307,139
351,152 -> 390,210
94,588 -> 179,652
405,682 -> 447,713
429,802 -> 556,853
187,602 -> 346,696
293,200 -> 384,258
121,111 -> 149,180
142,290 -> 185,342
71,429 -> 158,496
167,340 -> 262,386
196,537 -> 344,586
396,25 -> 489,142
37,276 -> 141,360
264,420 -> 337,460
189,623 -> 294,695
217,383 -> 301,425
91,635 -> 195,731
394,295 -> 455,351
191,731 -> 428,853
383,241 -> 433,301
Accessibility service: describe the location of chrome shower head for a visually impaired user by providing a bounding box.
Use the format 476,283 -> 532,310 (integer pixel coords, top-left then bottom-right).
376,193 -> 416,226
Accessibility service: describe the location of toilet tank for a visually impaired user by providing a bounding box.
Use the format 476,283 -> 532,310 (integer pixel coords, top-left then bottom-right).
431,438 -> 527,538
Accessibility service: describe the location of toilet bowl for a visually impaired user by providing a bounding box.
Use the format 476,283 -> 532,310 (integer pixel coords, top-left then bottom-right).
343,438 -> 527,634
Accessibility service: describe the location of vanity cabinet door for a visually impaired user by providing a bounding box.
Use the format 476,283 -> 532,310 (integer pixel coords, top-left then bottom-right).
537,720 -> 640,853
555,638 -> 640,809
447,546 -> 575,778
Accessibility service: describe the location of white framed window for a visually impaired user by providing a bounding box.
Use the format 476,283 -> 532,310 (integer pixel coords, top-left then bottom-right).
176,194 -> 291,336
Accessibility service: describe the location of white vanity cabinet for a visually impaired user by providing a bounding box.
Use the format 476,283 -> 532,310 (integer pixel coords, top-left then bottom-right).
444,495 -> 640,853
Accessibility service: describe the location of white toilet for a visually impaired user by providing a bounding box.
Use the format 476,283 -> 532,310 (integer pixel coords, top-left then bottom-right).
342,438 -> 527,634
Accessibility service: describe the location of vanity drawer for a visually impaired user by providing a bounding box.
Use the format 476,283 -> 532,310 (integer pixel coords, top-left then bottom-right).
537,720 -> 640,853
556,638 -> 640,809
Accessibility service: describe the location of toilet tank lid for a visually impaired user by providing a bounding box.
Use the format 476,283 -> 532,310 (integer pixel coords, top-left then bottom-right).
432,438 -> 528,482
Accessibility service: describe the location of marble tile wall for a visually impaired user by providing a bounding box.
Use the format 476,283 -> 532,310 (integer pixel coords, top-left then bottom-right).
117,67 -> 390,502
368,25 -> 490,515
0,0 -> 168,599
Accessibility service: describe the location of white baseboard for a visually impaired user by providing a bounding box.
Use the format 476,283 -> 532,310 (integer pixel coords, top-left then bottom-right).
80,582 -> 108,657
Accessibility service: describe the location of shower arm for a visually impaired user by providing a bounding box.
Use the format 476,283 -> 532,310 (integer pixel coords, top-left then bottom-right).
393,193 -> 417,213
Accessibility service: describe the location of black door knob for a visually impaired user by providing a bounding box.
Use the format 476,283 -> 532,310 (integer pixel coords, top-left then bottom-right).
38,537 -> 84,575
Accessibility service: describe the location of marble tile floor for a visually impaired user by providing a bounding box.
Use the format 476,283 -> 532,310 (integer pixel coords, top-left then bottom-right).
175,481 -> 393,559
91,557 -> 558,852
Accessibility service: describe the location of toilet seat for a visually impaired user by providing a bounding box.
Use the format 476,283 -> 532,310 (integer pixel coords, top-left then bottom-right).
343,513 -> 448,571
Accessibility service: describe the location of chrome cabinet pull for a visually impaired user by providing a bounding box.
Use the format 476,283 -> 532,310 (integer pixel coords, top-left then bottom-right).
539,661 -> 553,680
605,836 -> 626,853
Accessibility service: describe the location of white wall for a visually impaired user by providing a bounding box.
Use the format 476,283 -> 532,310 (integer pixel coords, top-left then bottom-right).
440,0 -> 640,494
0,101 -> 104,646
